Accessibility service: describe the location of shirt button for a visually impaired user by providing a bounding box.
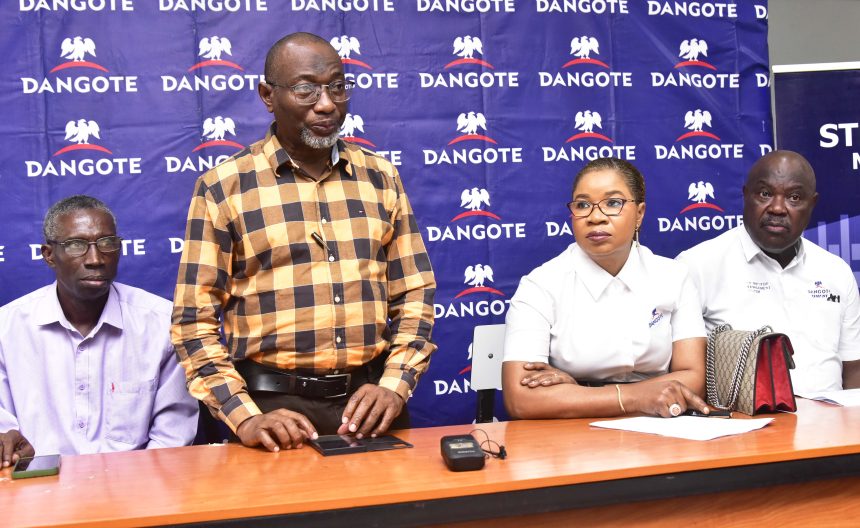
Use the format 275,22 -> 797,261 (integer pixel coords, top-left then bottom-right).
334,296 -> 341,303
328,255 -> 335,262
336,336 -> 342,343
78,385 -> 85,391
78,421 -> 85,429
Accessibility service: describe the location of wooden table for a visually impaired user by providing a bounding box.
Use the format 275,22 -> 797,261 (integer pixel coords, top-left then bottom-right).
2,399 -> 860,527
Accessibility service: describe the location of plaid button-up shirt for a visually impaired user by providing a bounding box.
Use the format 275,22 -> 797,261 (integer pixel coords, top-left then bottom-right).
171,125 -> 436,432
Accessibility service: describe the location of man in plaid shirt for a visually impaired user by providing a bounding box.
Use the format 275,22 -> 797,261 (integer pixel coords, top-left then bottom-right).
171,32 -> 436,451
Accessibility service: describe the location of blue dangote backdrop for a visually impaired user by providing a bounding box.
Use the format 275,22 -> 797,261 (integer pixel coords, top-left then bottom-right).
0,1 -> 772,427
773,63 -> 860,286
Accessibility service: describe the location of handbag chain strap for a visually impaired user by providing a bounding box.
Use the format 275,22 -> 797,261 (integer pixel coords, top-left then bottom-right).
705,324 -> 773,410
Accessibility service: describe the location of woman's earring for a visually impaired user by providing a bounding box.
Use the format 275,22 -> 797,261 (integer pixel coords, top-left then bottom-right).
634,225 -> 640,247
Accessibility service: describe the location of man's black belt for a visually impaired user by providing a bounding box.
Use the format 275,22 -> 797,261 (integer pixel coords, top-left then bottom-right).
236,359 -> 371,399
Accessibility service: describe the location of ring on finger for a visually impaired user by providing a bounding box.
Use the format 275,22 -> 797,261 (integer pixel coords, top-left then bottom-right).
669,403 -> 682,417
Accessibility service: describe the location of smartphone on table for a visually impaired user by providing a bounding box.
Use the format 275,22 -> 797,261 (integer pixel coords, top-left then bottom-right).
11,454 -> 61,479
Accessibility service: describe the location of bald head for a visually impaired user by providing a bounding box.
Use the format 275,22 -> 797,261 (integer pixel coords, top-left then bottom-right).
746,150 -> 816,190
743,150 -> 819,267
264,32 -> 337,82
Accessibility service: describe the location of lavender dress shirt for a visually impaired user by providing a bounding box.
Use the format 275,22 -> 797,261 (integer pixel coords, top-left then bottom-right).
0,282 -> 197,455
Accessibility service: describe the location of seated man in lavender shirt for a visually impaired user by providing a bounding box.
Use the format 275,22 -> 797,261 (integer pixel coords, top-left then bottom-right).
0,195 -> 197,467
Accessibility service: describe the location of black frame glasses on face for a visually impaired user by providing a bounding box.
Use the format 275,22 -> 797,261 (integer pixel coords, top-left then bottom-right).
265,79 -> 356,105
47,236 -> 123,257
567,198 -> 637,218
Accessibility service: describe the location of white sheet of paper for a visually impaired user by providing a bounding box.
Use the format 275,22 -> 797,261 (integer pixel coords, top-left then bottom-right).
797,388 -> 860,407
589,416 -> 774,441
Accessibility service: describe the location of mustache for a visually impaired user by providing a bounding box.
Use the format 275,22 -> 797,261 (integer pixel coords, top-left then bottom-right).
761,216 -> 790,228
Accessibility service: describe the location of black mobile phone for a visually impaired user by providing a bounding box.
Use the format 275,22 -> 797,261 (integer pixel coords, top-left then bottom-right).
12,454 -> 61,479
309,435 -> 367,456
309,434 -> 413,456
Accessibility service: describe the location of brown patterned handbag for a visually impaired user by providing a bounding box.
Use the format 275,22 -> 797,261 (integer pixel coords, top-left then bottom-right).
705,324 -> 798,416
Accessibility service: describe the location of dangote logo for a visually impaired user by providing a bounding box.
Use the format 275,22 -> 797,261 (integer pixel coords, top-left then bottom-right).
567,110 -> 611,143
50,37 -> 104,73
452,188 -> 500,221
677,110 -> 720,141
28,118 -> 142,178
56,119 -> 110,156
681,181 -> 724,213
649,308 -> 665,328
676,38 -> 715,70
196,116 -> 243,152
331,35 -> 371,69
564,36 -> 607,68
543,110 -> 635,164
446,35 -> 492,69
191,37 -> 241,71
425,190 -> 524,242
450,112 -> 495,145
456,264 -> 504,299
657,181 -> 741,232
339,113 -> 376,148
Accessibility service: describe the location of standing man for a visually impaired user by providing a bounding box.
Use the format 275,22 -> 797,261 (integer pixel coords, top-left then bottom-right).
0,195 -> 197,467
172,33 -> 436,451
678,151 -> 860,393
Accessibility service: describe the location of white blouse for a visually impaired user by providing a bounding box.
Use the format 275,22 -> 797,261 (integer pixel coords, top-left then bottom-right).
503,243 -> 705,382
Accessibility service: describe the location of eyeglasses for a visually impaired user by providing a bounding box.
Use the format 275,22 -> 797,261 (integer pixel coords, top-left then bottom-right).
567,198 -> 637,218
47,236 -> 123,257
265,79 -> 356,105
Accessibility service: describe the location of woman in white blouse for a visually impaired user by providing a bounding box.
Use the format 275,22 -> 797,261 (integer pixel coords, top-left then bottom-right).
502,158 -> 709,418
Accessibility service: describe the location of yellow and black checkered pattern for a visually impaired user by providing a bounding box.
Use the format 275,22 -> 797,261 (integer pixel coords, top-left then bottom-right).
171,125 -> 436,432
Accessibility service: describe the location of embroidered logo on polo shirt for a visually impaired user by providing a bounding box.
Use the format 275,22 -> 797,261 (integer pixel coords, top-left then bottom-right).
649,308 -> 665,328
809,280 -> 836,301
746,281 -> 771,293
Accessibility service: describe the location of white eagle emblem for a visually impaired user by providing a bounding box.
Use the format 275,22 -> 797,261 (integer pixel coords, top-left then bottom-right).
464,264 -> 495,288
569,36 -> 600,59
60,36 -> 96,62
684,109 -> 713,132
574,110 -> 603,134
340,114 -> 365,138
330,36 -> 361,59
460,188 -> 491,212
679,39 -> 709,61
456,112 -> 487,136
202,116 -> 236,141
64,119 -> 101,145
453,36 -> 484,59
198,37 -> 232,61
688,181 -> 715,204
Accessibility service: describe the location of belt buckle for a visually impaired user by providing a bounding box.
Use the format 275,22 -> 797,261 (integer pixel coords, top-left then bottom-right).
323,373 -> 351,398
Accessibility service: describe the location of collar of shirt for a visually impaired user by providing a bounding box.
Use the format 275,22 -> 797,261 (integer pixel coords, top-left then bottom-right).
32,282 -> 124,337
571,243 -> 646,300
738,225 -> 806,270
263,122 -> 351,180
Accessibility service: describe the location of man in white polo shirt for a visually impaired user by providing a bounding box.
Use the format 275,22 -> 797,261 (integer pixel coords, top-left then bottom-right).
677,150 -> 860,393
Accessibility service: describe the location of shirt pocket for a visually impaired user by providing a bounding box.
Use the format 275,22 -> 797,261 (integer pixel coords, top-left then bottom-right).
799,301 -> 842,355
106,379 -> 157,446
347,200 -> 394,259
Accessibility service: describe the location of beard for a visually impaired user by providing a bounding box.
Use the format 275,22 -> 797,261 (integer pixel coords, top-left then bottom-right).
300,127 -> 340,150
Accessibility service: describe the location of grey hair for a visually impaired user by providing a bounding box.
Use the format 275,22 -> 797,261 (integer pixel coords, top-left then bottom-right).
43,195 -> 117,241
